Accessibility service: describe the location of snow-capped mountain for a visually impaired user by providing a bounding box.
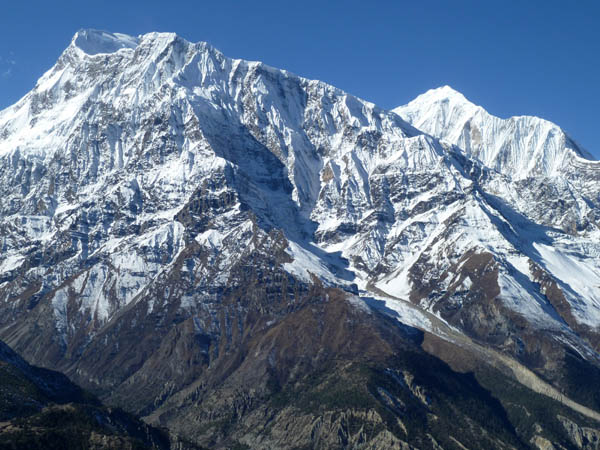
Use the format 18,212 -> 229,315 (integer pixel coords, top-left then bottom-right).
1,29 -> 600,448
391,85 -> 600,329
394,85 -> 595,179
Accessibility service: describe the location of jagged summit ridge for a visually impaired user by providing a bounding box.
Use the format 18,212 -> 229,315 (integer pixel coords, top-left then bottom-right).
394,85 -> 596,179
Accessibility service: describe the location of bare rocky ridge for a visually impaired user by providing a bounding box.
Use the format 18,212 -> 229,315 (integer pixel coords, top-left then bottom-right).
0,29 -> 599,448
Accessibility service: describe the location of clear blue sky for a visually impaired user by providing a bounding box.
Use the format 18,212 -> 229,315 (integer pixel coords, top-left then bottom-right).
1,0 -> 599,156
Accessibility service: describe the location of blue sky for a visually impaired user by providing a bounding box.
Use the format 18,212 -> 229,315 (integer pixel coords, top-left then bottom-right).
1,0 -> 599,155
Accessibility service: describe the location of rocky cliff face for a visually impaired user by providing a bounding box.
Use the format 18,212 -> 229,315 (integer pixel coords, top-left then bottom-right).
0,29 -> 600,448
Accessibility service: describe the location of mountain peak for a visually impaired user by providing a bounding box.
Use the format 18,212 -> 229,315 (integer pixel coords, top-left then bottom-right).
425,84 -> 468,99
71,29 -> 140,55
394,85 -> 594,177
405,85 -> 480,112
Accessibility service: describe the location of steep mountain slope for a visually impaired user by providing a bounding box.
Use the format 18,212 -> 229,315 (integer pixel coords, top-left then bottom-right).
0,339 -> 170,449
0,29 -> 600,448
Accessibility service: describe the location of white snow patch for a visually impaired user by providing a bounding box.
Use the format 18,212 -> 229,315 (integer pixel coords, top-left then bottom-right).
195,229 -> 224,249
377,269 -> 413,300
361,292 -> 432,331
51,289 -> 69,340
0,255 -> 25,273
534,243 -> 600,327
459,276 -> 472,291
283,241 -> 339,285
347,295 -> 372,314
